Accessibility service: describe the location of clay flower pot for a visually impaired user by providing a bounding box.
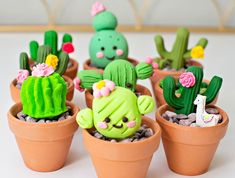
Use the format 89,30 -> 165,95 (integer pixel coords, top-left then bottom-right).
82,116 -> 161,178
10,75 -> 74,103
7,101 -> 79,172
83,58 -> 138,74
85,84 -> 152,108
156,104 -> 228,176
150,60 -> 202,98
154,79 -> 218,108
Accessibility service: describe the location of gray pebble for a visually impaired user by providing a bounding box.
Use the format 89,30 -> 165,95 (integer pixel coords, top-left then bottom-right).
58,116 -> 66,121
190,123 -> 197,127
162,113 -> 169,120
179,119 -> 194,126
176,114 -> 188,120
46,120 -> 52,123
120,138 -> 131,143
188,113 -> 196,121
206,108 -> 219,114
37,119 -> 45,123
16,83 -> 22,89
25,116 -> 36,123
165,111 -> 177,118
94,132 -> 103,139
110,139 -> 117,143
17,112 -> 26,121
144,128 -> 153,137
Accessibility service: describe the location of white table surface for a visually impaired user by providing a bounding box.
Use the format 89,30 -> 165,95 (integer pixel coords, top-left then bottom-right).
0,32 -> 234,178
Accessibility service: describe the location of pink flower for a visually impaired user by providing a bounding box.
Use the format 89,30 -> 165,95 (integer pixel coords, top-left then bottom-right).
32,63 -> 54,77
92,80 -> 115,98
91,2 -> 106,16
74,77 -> 85,92
16,70 -> 29,83
62,42 -> 74,54
145,57 -> 158,77
179,72 -> 196,88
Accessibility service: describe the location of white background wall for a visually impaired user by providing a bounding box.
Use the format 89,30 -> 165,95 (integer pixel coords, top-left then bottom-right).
1,0 -> 235,27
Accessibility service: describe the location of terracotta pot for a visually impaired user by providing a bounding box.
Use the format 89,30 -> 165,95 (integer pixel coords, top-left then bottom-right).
7,101 -> 79,172
156,104 -> 229,176
10,75 -> 74,103
150,60 -> 202,98
82,116 -> 161,178
154,79 -> 218,108
85,84 -> 152,108
83,58 -> 139,74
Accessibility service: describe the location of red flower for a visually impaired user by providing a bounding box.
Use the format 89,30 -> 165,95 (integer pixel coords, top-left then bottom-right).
62,42 -> 74,54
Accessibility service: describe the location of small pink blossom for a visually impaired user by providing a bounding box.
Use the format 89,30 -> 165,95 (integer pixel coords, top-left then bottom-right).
93,80 -> 115,99
16,70 -> 29,83
145,57 -> 158,77
32,63 -> 54,77
179,72 -> 196,88
62,42 -> 74,54
91,2 -> 106,16
74,77 -> 85,92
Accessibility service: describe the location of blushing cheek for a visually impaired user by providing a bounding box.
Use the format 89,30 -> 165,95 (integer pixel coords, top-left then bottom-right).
116,49 -> 123,56
97,122 -> 108,129
96,52 -> 104,58
127,121 -> 136,128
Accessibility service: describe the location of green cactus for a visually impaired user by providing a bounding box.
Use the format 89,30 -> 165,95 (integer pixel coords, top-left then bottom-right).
162,66 -> 222,115
19,52 -> 31,73
89,6 -> 128,69
29,30 -> 72,61
78,59 -> 154,92
154,27 -> 208,70
21,73 -> 67,118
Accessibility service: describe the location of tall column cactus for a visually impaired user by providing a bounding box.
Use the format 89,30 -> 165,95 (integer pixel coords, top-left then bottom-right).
163,66 -> 222,115
155,27 -> 208,70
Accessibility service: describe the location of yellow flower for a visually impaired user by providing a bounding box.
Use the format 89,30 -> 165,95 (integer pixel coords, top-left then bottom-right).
45,54 -> 59,69
96,80 -> 106,89
191,46 -> 204,59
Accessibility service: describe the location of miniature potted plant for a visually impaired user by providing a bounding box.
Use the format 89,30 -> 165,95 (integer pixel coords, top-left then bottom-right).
76,80 -> 161,178
156,66 -> 228,175
8,63 -> 79,172
29,30 -> 78,79
83,2 -> 138,73
10,45 -> 75,102
150,27 -> 208,97
75,58 -> 157,108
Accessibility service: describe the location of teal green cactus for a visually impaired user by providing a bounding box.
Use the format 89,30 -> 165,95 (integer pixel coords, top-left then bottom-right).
76,85 -> 154,139
162,66 -> 222,115
78,59 -> 153,92
155,27 -> 208,70
89,5 -> 128,68
29,30 -> 72,61
21,73 -> 67,118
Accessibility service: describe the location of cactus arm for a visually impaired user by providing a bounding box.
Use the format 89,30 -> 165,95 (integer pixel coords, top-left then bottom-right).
135,62 -> 153,80
19,52 -> 31,73
76,108 -> 94,129
154,35 -> 171,59
37,45 -> 52,64
78,70 -> 103,89
44,30 -> 58,55
204,76 -> 223,104
29,41 -> 39,61
163,76 -> 184,109
62,33 -> 72,43
55,52 -> 69,75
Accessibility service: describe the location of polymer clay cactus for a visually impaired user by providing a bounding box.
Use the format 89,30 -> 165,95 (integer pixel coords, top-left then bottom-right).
30,30 -> 73,61
21,63 -> 67,118
89,2 -> 128,68
76,59 -> 157,92
155,27 -> 208,70
20,45 -> 69,75
163,66 -> 222,115
76,80 -> 154,139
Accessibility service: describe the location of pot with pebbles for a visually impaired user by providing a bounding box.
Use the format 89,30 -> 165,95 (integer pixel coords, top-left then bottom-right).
77,81 -> 161,178
156,66 -> 228,176
10,46 -> 75,102
75,59 -> 156,108
8,64 -> 79,172
150,27 -> 207,93
29,30 -> 78,79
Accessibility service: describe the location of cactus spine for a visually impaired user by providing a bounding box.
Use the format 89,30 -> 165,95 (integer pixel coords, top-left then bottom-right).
163,66 -> 222,115
155,27 -> 208,70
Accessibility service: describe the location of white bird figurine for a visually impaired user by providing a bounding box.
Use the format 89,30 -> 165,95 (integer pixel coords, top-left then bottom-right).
193,94 -> 220,127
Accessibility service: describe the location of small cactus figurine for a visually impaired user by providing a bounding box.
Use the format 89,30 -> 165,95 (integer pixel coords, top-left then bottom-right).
75,59 -> 157,92
162,66 -> 222,115
76,80 -> 154,139
30,30 -> 74,61
89,2 -> 128,68
21,63 -> 67,118
155,27 -> 208,70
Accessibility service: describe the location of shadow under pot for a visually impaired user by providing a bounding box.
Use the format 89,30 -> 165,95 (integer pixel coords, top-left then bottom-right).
154,79 -> 218,108
82,116 -> 161,178
7,101 -> 79,172
150,60 -> 202,98
85,84 -> 152,108
83,58 -> 139,73
10,75 -> 74,103
156,104 -> 228,176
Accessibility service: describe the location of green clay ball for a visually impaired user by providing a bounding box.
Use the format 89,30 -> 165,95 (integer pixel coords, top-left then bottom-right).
93,11 -> 117,31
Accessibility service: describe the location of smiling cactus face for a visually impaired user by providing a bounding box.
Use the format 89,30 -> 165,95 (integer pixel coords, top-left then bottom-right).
89,2 -> 129,69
